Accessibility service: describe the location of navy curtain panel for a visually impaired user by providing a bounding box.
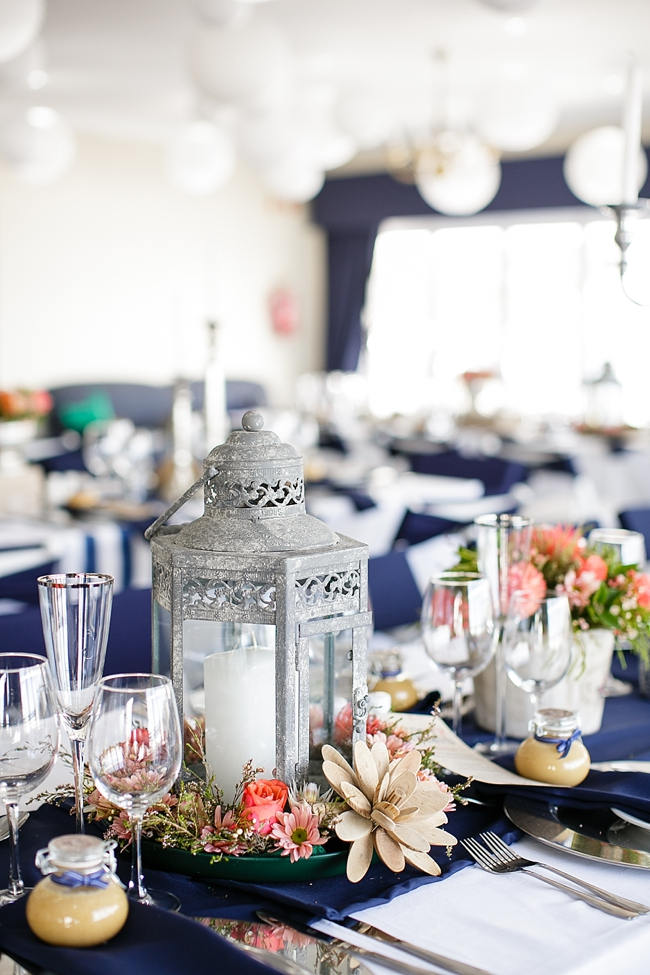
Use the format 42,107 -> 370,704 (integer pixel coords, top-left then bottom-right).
311,154 -> 650,372
325,226 -> 378,371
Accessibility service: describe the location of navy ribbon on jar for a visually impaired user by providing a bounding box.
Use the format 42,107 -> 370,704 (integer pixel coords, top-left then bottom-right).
51,869 -> 109,889
535,728 -> 582,758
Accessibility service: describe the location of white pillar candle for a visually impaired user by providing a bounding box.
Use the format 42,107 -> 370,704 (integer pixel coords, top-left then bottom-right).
622,56 -> 643,205
204,645 -> 276,803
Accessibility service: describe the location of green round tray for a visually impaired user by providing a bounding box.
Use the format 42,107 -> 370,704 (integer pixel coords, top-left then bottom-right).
141,839 -> 347,883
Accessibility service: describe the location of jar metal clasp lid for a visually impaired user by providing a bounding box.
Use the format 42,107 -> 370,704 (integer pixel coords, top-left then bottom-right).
35,834 -> 118,877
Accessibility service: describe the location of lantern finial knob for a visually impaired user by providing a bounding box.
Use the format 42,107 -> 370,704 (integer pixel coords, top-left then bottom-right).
242,410 -> 264,432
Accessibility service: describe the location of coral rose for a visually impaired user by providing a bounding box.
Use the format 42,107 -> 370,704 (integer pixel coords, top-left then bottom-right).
242,778 -> 289,835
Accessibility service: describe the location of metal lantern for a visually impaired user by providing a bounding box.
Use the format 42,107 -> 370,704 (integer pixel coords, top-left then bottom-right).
146,410 -> 370,798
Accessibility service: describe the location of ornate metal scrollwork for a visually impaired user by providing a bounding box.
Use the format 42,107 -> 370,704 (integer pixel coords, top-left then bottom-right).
295,568 -> 360,610
184,577 -> 277,613
205,472 -> 304,509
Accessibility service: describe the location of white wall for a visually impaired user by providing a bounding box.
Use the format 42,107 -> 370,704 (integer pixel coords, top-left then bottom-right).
0,134 -> 326,407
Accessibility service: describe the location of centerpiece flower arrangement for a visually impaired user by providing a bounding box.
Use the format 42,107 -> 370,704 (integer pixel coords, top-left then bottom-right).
455,524 -> 650,662
44,709 -> 463,883
0,388 -> 52,422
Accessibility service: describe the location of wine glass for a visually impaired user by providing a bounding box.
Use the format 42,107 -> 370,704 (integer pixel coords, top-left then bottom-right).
0,653 -> 59,905
86,673 -> 182,911
504,593 -> 573,726
588,527 -> 646,697
37,572 -> 114,833
474,513 -> 533,754
421,571 -> 496,736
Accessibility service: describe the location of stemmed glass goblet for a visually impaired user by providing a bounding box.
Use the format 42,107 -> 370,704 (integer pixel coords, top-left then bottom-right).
0,653 -> 59,905
86,673 -> 182,911
37,572 -> 114,833
504,593 -> 573,726
421,571 -> 496,736
474,513 -> 533,754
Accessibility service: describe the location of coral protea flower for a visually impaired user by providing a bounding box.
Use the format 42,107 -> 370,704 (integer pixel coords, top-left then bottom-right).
322,739 -> 456,883
271,803 -> 325,862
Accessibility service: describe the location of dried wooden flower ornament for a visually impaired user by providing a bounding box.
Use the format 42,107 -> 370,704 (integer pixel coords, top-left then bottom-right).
322,739 -> 457,883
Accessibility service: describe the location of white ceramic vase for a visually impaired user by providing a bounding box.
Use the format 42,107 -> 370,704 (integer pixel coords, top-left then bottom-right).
472,628 -> 615,739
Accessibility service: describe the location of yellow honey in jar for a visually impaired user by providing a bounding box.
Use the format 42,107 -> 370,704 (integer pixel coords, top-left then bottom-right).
515,708 -> 591,787
26,834 -> 128,947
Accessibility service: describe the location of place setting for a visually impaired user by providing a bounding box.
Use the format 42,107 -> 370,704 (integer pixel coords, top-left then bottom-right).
3,416 -> 650,975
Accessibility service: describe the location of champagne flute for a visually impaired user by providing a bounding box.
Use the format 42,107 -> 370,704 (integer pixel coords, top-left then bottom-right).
474,513 -> 533,754
86,673 -> 182,911
0,653 -> 59,905
37,572 -> 114,833
504,593 -> 573,726
421,571 -> 496,736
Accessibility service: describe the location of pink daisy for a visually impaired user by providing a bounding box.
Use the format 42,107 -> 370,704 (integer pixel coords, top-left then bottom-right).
270,803 -> 325,862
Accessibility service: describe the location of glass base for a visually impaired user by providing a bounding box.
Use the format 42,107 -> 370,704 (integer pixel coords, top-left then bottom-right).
129,887 -> 181,912
0,885 -> 30,907
473,738 -> 519,757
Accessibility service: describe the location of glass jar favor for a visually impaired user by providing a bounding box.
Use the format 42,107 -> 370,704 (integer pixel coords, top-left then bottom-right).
514,708 -> 591,786
26,834 -> 128,947
371,650 -> 418,712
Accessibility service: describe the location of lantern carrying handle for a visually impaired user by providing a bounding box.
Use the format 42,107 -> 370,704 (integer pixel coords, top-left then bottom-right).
144,474 -> 206,541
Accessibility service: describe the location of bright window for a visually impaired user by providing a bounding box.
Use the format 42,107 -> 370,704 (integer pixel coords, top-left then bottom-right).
363,209 -> 650,425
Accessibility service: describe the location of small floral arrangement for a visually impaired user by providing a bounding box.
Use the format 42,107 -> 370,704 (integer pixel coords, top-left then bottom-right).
456,524 -> 650,660
0,388 -> 52,421
43,708 -> 463,882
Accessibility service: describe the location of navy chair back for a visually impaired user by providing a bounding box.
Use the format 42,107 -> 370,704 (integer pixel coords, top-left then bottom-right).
368,549 -> 422,632
618,508 -> 650,555
0,558 -> 57,605
406,449 -> 530,496
394,510 -> 469,548
0,587 -> 152,674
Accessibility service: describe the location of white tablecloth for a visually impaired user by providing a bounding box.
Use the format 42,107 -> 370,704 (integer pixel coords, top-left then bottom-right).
349,836 -> 650,974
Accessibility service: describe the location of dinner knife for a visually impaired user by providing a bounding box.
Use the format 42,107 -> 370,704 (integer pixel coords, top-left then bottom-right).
257,910 -> 495,975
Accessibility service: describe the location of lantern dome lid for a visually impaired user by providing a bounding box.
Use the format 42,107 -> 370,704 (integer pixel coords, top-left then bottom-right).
167,410 -> 339,554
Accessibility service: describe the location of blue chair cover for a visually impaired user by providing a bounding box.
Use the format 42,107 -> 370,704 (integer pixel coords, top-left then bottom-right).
618,507 -> 650,554
405,449 -> 530,496
394,509 -> 469,547
0,558 -> 56,604
368,549 -> 422,631
0,586 -> 152,673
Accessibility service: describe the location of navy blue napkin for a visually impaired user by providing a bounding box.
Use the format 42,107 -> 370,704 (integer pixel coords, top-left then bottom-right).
0,897 -> 273,975
473,757 -> 650,823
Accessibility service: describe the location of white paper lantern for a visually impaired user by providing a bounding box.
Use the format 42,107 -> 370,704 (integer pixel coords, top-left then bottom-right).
477,0 -> 538,10
166,120 -> 236,195
477,88 -> 557,152
564,125 -> 648,206
0,106 -> 76,184
263,159 -> 324,203
191,0 -> 252,28
0,0 -> 43,64
189,21 -> 292,113
415,132 -> 501,216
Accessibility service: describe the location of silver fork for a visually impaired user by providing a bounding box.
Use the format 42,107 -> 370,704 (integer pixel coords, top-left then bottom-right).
461,836 -> 640,918
480,830 -> 650,916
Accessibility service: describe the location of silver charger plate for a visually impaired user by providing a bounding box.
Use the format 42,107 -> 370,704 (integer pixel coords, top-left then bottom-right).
504,795 -> 650,870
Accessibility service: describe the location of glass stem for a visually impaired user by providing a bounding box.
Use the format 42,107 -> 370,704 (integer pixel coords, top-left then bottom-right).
71,736 -> 86,834
494,622 -> 506,748
452,679 -> 463,737
6,801 -> 24,899
529,690 -> 539,725
128,814 -> 148,902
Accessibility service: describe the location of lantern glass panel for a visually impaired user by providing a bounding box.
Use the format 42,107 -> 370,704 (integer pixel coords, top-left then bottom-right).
309,626 -> 354,760
152,601 -> 171,676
